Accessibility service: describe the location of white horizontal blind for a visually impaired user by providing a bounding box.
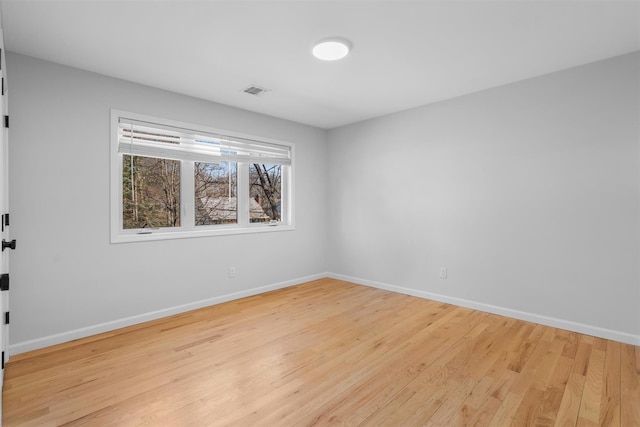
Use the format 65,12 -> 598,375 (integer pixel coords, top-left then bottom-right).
118,118 -> 291,165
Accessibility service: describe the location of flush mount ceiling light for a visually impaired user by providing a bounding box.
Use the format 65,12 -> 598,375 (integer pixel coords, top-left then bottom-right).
312,38 -> 352,61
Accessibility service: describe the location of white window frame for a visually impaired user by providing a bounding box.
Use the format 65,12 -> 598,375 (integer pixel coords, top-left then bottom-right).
110,109 -> 294,243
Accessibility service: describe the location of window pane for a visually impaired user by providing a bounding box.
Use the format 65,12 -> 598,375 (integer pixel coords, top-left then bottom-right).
195,161 -> 238,225
122,155 -> 181,229
249,163 -> 282,223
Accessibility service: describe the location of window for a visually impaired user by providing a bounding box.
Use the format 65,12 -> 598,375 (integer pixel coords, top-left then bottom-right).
111,110 -> 294,243
250,163 -> 282,223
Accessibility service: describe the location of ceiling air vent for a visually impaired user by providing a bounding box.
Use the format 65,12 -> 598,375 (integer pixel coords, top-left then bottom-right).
243,85 -> 270,97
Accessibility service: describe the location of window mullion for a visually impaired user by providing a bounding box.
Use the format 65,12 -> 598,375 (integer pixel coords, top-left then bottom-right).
237,162 -> 249,227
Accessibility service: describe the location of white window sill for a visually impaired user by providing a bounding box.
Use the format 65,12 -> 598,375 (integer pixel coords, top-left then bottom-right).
111,223 -> 295,244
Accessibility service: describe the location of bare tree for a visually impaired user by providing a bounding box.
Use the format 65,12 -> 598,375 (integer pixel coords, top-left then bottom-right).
195,161 -> 237,225
250,163 -> 281,221
122,155 -> 181,229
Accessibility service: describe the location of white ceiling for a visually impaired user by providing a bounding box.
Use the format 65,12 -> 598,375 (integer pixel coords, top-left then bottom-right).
1,1 -> 638,129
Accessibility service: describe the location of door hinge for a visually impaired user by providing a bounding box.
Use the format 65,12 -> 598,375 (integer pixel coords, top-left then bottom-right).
2,351 -> 4,370
2,213 -> 8,232
3,115 -> 8,128
2,77 -> 4,96
4,312 -> 8,325
1,239 -> 15,251
0,273 -> 9,291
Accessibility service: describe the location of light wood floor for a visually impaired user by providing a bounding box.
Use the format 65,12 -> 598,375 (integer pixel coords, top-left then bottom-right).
3,278 -> 639,426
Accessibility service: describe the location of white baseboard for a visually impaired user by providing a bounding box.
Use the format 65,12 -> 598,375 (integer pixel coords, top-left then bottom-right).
328,273 -> 640,346
10,273 -> 327,355
10,272 -> 639,355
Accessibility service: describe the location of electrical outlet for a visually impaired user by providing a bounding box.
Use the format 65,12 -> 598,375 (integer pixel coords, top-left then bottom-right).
439,267 -> 447,279
229,266 -> 236,278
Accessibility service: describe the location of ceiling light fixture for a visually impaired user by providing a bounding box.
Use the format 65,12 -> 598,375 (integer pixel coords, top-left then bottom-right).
312,38 -> 352,61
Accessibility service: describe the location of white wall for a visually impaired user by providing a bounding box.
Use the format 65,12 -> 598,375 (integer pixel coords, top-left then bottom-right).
6,51 -> 640,352
7,53 -> 328,352
328,52 -> 640,344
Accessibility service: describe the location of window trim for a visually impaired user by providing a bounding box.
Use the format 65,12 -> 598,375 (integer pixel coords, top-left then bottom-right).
110,109 -> 295,243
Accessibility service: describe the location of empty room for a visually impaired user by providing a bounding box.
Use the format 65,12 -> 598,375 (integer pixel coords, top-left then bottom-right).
0,0 -> 638,425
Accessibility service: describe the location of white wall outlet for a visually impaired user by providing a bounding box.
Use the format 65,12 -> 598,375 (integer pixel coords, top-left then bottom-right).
229,266 -> 236,278
439,267 -> 447,279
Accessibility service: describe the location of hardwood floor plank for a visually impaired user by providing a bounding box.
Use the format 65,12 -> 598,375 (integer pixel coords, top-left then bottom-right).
3,278 -> 637,426
488,391 -> 523,426
572,339 -> 594,377
424,376 -> 479,426
530,341 -> 572,426
554,373 -> 586,427
620,343 -> 640,427
536,355 -> 572,426
465,395 -> 502,427
598,340 -> 621,427
577,347 -> 606,425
